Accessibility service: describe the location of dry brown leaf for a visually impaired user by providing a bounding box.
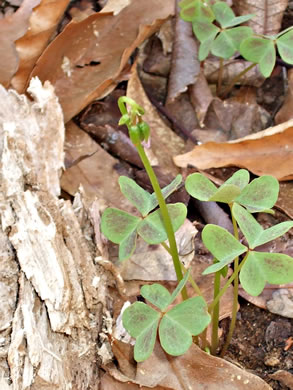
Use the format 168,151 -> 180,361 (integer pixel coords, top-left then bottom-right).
276,181 -> 293,219
174,119 -> 293,180
101,342 -> 272,390
0,0 -> 40,87
233,0 -> 288,35
190,70 -> 213,126
11,0 -> 70,93
166,0 -> 200,104
61,121 -> 136,213
127,63 -> 185,176
275,69 -> 293,124
30,0 -> 175,122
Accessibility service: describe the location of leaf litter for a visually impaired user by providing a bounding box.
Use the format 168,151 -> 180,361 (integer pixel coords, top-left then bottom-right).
1,0 -> 293,389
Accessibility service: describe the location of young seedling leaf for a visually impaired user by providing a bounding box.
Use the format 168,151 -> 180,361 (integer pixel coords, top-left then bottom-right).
209,184 -> 241,203
202,225 -> 247,274
185,173 -> 217,201
169,269 -> 191,303
254,221 -> 293,248
122,302 -> 160,362
225,169 -> 250,190
159,297 -> 210,356
137,203 -> 187,244
192,19 -> 220,43
223,14 -> 255,28
235,175 -> 279,212
119,229 -> 137,261
240,36 -> 276,77
276,29 -> 293,65
180,0 -> 215,22
101,208 -> 140,243
232,203 -> 293,249
199,38 -> 216,61
119,176 -> 152,216
212,1 -> 235,28
149,174 -> 182,212
232,203 -> 263,248
240,251 -> 293,296
141,284 -> 171,311
211,27 -> 253,59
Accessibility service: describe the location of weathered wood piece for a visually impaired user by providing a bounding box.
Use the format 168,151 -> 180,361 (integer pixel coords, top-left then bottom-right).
0,78 -> 106,389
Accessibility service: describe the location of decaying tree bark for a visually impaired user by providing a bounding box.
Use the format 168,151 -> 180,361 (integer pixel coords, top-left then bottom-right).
0,78 -> 109,389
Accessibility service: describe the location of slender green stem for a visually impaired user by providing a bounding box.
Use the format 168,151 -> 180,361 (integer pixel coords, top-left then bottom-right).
220,62 -> 257,98
136,143 -> 187,300
208,252 -> 248,313
210,269 -> 221,355
220,209 -> 240,356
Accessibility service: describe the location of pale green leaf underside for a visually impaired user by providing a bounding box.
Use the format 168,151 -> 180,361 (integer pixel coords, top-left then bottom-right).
240,251 -> 293,296
137,203 -> 187,244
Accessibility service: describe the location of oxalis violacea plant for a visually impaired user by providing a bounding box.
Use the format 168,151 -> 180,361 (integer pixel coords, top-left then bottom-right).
101,97 -> 293,362
179,0 -> 293,95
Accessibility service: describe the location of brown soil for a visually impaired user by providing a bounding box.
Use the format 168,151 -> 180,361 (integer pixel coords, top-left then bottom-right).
225,300 -> 293,389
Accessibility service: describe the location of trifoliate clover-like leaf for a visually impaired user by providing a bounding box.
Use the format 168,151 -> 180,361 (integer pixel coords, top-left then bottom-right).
137,203 -> 187,244
277,29 -> 293,65
211,27 -> 253,59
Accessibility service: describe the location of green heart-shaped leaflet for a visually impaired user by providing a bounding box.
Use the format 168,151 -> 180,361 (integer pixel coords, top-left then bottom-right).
185,170 -> 249,204
101,208 -> 140,260
240,36 -> 276,77
137,203 -> 187,244
141,270 -> 190,311
119,176 -> 152,217
211,27 -> 253,59
232,203 -> 293,249
212,1 -> 253,28
119,174 -> 183,217
122,302 -> 160,362
192,20 -> 219,60
240,251 -> 293,296
180,0 -> 215,22
202,225 -> 247,274
276,29 -> 293,65
235,175 -> 279,212
159,296 -> 210,356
